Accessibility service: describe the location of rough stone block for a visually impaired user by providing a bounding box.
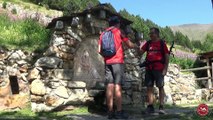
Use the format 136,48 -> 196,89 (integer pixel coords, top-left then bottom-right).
67,81 -> 86,89
52,69 -> 73,80
30,79 -> 46,96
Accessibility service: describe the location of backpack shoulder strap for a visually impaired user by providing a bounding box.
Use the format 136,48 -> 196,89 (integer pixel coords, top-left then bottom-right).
160,39 -> 165,63
146,40 -> 152,52
160,40 -> 165,53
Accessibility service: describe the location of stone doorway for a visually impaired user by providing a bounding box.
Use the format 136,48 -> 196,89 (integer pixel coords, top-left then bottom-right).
9,76 -> 19,95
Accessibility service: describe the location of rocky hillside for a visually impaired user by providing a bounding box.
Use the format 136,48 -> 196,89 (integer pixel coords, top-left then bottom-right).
170,23 -> 213,41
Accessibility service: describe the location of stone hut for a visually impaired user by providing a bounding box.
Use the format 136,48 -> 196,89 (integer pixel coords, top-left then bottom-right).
28,4 -> 144,112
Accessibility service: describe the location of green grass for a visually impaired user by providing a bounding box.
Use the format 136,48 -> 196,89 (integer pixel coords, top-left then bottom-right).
0,14 -> 50,52
0,0 -> 62,16
170,57 -> 195,69
0,106 -> 89,120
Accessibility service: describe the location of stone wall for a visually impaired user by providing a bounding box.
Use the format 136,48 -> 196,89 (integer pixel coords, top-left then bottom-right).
0,48 -> 30,110
163,64 -> 200,105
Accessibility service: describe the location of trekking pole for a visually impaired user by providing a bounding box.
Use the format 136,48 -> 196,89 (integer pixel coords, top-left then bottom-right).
169,41 -> 175,57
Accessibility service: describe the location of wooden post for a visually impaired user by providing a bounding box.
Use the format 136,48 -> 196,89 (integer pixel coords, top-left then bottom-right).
207,58 -> 212,89
212,62 -> 213,86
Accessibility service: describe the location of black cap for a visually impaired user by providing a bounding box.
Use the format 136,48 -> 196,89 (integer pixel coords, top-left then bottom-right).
109,16 -> 120,26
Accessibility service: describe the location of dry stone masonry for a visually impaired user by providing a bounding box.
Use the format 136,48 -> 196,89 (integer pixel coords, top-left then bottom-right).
0,48 -> 30,110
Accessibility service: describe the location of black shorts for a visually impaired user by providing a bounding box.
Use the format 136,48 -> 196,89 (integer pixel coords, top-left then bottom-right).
105,64 -> 124,85
145,70 -> 164,88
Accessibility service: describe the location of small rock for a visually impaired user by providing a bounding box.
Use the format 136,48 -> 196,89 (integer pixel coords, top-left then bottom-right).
7,66 -> 19,76
58,45 -> 76,53
31,79 -> 46,95
181,97 -> 188,104
19,65 -> 28,73
7,50 -> 26,60
62,60 -> 74,69
31,102 -> 53,112
133,70 -> 139,78
16,60 -> 28,65
67,27 -> 82,42
53,37 -> 66,46
52,69 -> 73,80
56,52 -> 74,60
55,21 -> 64,30
0,78 -> 11,97
35,57 -> 63,68
164,94 -> 173,105
67,81 -> 86,89
54,86 -> 69,99
31,95 -> 44,102
27,68 -> 40,81
45,95 -> 64,107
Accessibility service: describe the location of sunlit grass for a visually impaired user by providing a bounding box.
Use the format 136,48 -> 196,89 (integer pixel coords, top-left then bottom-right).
0,0 -> 62,16
0,14 -> 50,52
0,106 -> 89,120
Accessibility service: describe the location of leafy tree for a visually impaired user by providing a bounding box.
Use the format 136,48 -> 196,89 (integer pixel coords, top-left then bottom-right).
203,34 -> 213,51
161,26 -> 175,44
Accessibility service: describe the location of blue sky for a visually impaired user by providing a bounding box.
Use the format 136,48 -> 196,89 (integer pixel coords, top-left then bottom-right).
99,0 -> 213,27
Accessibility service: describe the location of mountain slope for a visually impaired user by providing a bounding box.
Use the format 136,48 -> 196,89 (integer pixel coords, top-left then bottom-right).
170,23 -> 213,41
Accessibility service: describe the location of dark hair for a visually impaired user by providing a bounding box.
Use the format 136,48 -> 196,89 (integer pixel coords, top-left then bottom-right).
109,16 -> 120,26
150,27 -> 160,37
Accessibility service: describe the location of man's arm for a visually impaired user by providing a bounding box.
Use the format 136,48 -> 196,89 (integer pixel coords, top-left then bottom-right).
124,40 -> 138,49
162,53 -> 169,76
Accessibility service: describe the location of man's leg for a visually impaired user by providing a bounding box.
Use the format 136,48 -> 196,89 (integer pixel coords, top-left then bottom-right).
105,65 -> 115,119
147,87 -> 154,105
113,64 -> 128,119
144,70 -> 155,114
159,87 -> 165,106
106,83 -> 115,112
115,84 -> 122,111
158,86 -> 166,114
155,70 -> 166,114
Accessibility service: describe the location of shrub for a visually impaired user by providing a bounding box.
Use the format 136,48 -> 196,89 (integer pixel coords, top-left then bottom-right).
2,1 -> 7,9
11,8 -> 17,14
170,57 -> 195,69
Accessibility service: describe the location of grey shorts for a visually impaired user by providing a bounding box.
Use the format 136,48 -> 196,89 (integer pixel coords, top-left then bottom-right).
145,70 -> 164,88
105,64 -> 124,85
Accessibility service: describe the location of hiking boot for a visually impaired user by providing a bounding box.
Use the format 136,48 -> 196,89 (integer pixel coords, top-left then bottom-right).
114,110 -> 129,119
108,111 -> 114,119
159,105 -> 166,114
145,105 -> 155,114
